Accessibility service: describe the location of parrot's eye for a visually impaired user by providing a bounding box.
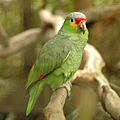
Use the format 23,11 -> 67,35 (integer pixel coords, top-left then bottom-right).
69,18 -> 77,28
71,19 -> 74,22
70,18 -> 75,24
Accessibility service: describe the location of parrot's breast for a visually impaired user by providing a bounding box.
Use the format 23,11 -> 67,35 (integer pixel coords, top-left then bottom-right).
60,44 -> 83,77
48,42 -> 84,89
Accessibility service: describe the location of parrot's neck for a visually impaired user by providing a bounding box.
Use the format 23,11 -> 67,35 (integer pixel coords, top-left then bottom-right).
58,26 -> 89,51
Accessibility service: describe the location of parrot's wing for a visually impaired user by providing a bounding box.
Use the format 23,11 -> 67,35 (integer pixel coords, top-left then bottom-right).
26,35 -> 72,89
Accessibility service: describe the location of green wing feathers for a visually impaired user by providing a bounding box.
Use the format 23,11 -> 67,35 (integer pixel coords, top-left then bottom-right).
26,35 -> 72,89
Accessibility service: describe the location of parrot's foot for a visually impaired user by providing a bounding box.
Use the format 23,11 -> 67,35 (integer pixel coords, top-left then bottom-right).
60,81 -> 72,96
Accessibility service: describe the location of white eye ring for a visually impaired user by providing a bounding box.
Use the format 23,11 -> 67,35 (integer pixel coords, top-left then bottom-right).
70,18 -> 75,24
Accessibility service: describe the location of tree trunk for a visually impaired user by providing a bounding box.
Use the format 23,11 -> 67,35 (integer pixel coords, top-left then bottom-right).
20,0 -> 36,72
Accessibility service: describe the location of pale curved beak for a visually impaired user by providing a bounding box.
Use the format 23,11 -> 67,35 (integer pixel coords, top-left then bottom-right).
77,22 -> 86,34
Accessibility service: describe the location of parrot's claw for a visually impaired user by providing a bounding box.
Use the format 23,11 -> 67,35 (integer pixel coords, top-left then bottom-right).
60,81 -> 72,96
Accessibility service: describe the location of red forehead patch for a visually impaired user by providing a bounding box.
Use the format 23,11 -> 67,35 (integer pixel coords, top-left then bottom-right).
75,18 -> 87,24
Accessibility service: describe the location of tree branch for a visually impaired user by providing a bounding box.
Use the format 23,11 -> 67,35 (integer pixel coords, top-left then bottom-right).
0,28 -> 40,58
73,44 -> 120,120
44,88 -> 67,120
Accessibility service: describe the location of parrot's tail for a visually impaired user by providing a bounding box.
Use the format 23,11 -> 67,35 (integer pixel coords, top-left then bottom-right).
26,81 -> 45,116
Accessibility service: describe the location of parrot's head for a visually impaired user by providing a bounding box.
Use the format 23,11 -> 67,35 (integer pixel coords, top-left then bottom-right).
60,12 -> 87,34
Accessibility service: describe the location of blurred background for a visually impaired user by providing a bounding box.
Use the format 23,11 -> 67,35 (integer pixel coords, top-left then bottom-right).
0,0 -> 120,120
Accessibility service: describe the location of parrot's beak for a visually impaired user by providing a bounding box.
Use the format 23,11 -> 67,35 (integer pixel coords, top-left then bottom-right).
77,22 -> 86,34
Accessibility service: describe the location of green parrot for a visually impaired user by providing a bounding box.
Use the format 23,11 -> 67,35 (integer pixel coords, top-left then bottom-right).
26,12 -> 89,116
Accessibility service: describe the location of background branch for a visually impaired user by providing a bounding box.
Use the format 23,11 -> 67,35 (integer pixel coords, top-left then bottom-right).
0,4 -> 120,58
82,4 -> 120,22
0,28 -> 40,58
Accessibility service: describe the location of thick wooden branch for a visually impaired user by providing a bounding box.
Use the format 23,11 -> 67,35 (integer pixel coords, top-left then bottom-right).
44,44 -> 120,120
44,88 -> 67,120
